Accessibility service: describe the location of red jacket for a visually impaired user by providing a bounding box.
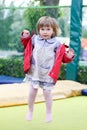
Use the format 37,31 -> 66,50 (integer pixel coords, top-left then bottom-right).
21,32 -> 33,73
21,35 -> 74,82
48,44 -> 74,82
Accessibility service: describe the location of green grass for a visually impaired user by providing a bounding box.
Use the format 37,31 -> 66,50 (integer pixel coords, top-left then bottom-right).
0,96 -> 87,130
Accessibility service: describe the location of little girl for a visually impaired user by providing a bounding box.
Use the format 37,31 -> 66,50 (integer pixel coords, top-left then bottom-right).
21,16 -> 74,123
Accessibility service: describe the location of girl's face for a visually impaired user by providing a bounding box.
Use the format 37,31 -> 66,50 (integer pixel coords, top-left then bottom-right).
39,26 -> 54,40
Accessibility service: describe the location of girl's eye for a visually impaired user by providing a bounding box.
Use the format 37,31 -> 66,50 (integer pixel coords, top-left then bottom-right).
47,28 -> 50,30
41,28 -> 44,30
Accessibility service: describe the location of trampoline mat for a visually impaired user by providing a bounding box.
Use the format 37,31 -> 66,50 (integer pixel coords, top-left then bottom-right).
0,80 -> 87,107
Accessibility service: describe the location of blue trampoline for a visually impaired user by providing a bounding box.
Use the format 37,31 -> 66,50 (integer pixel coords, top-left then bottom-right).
0,75 -> 23,84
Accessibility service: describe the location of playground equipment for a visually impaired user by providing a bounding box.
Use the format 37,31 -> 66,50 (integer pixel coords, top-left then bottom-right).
66,0 -> 83,81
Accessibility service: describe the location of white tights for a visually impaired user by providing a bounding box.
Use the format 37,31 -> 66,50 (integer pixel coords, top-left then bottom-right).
26,85 -> 52,122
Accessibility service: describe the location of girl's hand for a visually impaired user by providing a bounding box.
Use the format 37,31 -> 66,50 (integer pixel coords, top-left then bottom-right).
22,30 -> 30,37
65,48 -> 74,59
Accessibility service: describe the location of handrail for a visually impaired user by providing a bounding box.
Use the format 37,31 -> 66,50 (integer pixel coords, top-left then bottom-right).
0,5 -> 71,10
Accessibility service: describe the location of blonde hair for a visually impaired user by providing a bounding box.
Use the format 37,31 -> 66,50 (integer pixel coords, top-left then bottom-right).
36,16 -> 60,37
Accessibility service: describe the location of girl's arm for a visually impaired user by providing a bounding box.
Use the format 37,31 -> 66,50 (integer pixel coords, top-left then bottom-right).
20,30 -> 31,48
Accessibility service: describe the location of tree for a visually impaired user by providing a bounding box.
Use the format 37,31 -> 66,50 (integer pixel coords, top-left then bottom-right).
0,0 -> 14,49
0,0 -> 25,51
37,0 -> 60,18
58,8 -> 70,37
24,8 -> 46,33
23,0 -> 61,33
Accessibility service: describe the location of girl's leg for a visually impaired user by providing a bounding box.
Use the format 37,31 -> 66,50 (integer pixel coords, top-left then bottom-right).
43,89 -> 52,122
26,85 -> 38,121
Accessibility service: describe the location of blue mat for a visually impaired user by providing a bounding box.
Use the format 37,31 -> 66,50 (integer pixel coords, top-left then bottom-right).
0,75 -> 23,84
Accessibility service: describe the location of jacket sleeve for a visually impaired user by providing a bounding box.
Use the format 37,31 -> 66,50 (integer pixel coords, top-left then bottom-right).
20,31 -> 33,73
48,44 -> 65,82
62,53 -> 74,63
23,37 -> 32,73
20,31 -> 31,48
48,44 -> 75,82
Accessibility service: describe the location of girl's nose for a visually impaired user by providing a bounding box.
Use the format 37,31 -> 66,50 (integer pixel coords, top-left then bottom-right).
44,30 -> 47,33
